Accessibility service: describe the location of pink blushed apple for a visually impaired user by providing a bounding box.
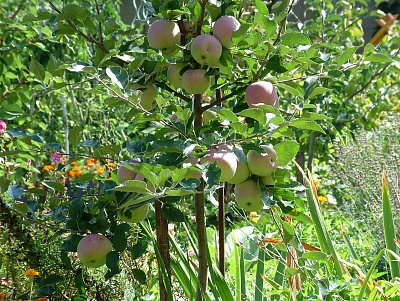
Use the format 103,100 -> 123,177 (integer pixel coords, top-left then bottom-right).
147,19 -> 181,55
234,179 -> 263,211
246,81 -> 279,108
77,234 -> 113,268
182,69 -> 210,94
190,34 -> 222,67
213,16 -> 240,48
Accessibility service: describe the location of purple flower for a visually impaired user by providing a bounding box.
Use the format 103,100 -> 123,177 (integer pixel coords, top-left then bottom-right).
50,152 -> 62,164
0,120 -> 6,134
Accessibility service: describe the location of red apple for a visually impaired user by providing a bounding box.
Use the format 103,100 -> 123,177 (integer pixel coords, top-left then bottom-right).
147,19 -> 181,55
182,69 -> 210,94
190,34 -> 222,67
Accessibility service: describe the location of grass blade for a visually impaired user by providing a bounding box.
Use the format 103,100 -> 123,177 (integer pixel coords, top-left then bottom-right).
358,249 -> 385,301
254,226 -> 266,300
382,170 -> 400,278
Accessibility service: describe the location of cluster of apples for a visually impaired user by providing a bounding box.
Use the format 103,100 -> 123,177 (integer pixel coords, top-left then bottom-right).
202,144 -> 278,212
140,15 -> 279,110
76,163 -> 150,268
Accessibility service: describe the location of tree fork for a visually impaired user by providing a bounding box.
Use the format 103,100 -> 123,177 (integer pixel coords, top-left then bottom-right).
155,199 -> 171,301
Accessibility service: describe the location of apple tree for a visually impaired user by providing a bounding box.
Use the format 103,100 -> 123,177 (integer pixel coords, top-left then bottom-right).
1,0 -> 399,299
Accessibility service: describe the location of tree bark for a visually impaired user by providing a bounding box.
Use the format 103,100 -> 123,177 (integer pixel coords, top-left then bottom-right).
295,151 -> 305,183
155,199 -> 171,301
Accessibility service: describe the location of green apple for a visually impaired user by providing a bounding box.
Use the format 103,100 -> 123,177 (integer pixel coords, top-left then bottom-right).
182,69 -> 210,94
190,34 -> 222,67
247,145 -> 277,177
212,16 -> 240,48
246,81 -> 279,108
77,234 -> 113,268
261,175 -> 275,186
228,160 -> 250,184
147,19 -> 181,55
167,63 -> 186,89
202,109 -> 217,124
119,200 -> 149,224
234,179 -> 263,211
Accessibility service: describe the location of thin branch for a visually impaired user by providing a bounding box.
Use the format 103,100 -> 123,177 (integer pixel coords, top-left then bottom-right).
253,0 -> 296,81
164,85 -> 191,102
344,48 -> 400,102
46,0 -> 109,53
94,0 -> 104,45
201,86 -> 247,112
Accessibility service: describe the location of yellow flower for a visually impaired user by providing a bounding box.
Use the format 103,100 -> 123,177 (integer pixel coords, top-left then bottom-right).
314,179 -> 321,188
249,212 -> 258,217
24,269 -> 39,277
318,195 -> 328,202
251,217 -> 260,222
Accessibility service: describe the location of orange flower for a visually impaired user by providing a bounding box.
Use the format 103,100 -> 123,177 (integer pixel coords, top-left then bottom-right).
67,170 -> 75,178
0,292 -> 6,301
51,162 -> 56,167
107,162 -> 116,169
36,298 -> 49,301
24,268 -> 39,277
43,165 -> 54,172
74,169 -> 83,178
70,161 -> 78,166
96,166 -> 105,174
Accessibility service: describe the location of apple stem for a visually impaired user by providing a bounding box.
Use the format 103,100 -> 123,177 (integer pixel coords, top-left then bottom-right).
218,184 -> 225,276
155,199 -> 172,301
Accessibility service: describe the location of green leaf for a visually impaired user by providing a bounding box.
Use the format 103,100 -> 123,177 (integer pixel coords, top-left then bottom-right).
254,13 -> 276,37
274,140 -> 299,166
74,173 -> 96,184
115,180 -> 149,193
0,176 -> 11,194
106,251 -> 121,279
254,0 -> 269,13
280,32 -> 310,46
42,181 -> 66,192
38,275 -> 64,287
132,268 -> 147,284
69,126 -> 83,145
30,58 -> 46,81
365,53 -> 393,63
302,251 -> 329,261
307,87 -> 332,100
337,46 -> 358,66
129,240 -> 148,260
106,67 -> 129,90
289,120 -> 325,134
162,203 -> 185,222
239,108 -> 266,124
7,185 -> 25,200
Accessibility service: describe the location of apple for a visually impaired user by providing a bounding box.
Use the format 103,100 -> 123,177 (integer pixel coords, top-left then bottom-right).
261,175 -> 275,186
119,200 -> 149,224
167,63 -> 186,89
77,234 -> 113,268
182,69 -> 210,94
228,160 -> 250,184
190,34 -> 222,67
117,164 -> 145,184
202,109 -> 217,124
234,180 -> 263,211
140,84 -> 158,111
212,16 -> 240,48
202,151 -> 237,182
247,145 -> 277,177
147,19 -> 181,55
245,81 -> 279,108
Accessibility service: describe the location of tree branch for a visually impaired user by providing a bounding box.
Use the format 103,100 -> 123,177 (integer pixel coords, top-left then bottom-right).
164,85 -> 191,102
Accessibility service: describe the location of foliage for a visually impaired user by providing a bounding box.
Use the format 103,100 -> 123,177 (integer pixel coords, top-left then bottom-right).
1,0 -> 400,300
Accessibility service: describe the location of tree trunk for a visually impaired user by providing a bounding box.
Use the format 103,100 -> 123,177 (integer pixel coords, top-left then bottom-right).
155,199 -> 171,301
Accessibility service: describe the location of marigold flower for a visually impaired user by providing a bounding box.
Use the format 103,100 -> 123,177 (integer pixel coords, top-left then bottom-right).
314,179 -> 321,188
43,165 -> 54,172
67,170 -> 75,178
24,269 -> 39,277
317,195 -> 328,202
70,161 -> 78,166
96,166 -> 105,174
107,162 -> 116,169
